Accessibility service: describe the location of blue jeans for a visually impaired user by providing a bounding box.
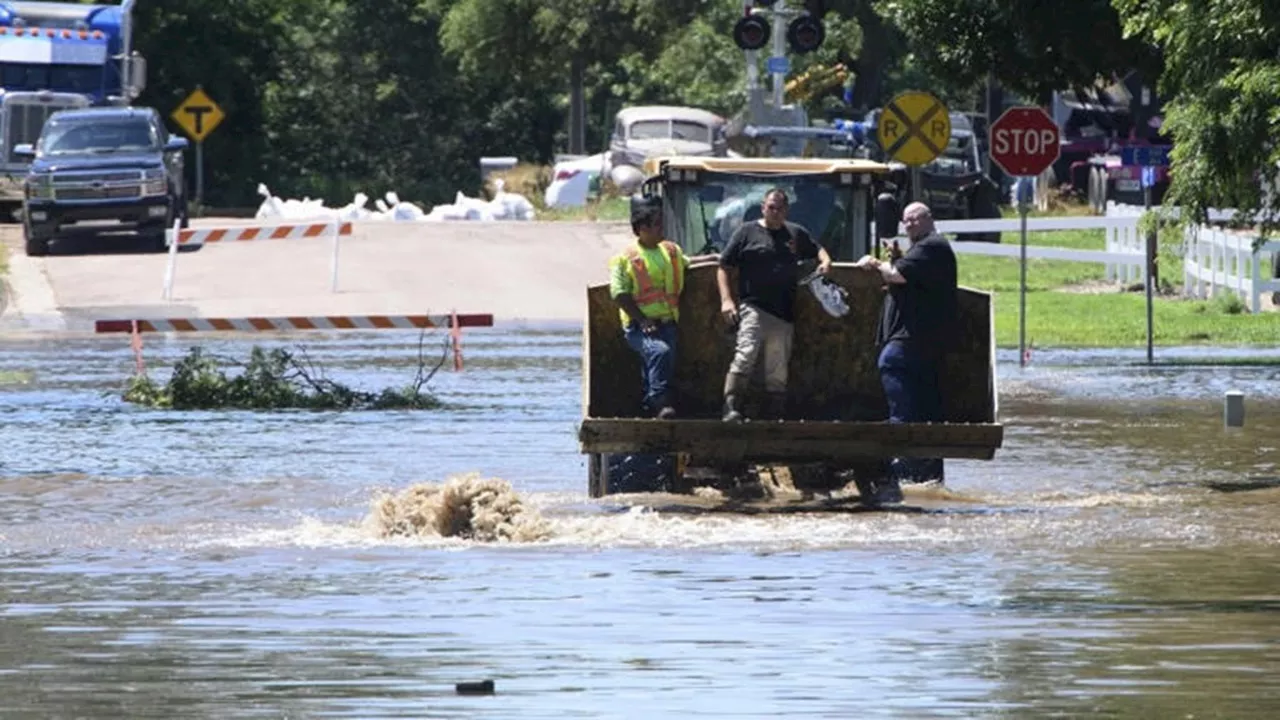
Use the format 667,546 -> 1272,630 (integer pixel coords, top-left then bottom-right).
624,320 -> 678,413
877,339 -> 942,423
878,339 -> 945,483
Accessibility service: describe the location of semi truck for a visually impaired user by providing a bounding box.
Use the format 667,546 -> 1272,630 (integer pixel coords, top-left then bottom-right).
0,1 -> 145,213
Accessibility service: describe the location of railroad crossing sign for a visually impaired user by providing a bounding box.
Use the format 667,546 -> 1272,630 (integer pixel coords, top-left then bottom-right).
989,106 -> 1061,177
171,87 -> 225,143
876,90 -> 950,166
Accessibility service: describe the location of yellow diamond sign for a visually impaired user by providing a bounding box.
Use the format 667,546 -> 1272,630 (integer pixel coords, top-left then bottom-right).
876,90 -> 950,166
171,87 -> 225,143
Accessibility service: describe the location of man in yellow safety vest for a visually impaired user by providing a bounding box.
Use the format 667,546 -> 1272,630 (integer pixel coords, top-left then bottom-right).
609,194 -> 717,419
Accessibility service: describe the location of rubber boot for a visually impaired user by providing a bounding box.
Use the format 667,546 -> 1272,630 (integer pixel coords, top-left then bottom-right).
722,372 -> 747,423
655,396 -> 677,420
765,392 -> 787,421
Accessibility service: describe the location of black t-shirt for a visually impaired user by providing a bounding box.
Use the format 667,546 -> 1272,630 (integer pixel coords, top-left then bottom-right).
876,234 -> 958,352
719,220 -> 819,322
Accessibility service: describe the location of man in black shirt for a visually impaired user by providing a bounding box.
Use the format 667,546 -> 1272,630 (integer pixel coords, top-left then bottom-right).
856,201 -> 957,489
717,188 -> 832,422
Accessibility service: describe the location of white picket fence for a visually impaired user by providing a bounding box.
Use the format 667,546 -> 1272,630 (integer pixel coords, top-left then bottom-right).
882,201 -> 1279,312
1106,201 -> 1280,312
905,213 -> 1146,282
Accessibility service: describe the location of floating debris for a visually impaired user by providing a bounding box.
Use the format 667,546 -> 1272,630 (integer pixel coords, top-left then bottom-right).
122,337 -> 446,411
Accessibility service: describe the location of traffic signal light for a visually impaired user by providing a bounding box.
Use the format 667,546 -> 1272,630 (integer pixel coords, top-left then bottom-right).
787,14 -> 825,53
733,15 -> 770,51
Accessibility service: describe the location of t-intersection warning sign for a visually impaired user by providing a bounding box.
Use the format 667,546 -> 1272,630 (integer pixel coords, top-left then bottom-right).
171,87 -> 225,143
876,90 -> 950,166
989,106 -> 1060,177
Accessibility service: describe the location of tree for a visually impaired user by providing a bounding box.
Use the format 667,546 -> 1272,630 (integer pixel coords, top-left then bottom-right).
133,0 -> 291,206
1113,0 -> 1280,231
884,0 -> 1159,101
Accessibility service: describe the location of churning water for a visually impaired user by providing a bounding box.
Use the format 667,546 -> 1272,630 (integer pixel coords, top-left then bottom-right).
1,329 -> 1278,717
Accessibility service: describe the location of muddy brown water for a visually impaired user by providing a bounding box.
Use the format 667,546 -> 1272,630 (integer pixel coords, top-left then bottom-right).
1,329 -> 1278,718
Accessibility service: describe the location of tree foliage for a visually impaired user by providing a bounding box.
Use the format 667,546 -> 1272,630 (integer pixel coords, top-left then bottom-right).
885,0 -> 1159,100
1114,0 -> 1280,231
122,0 -> 1277,228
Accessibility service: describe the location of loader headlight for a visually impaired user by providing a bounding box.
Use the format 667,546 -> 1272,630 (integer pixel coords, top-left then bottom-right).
25,173 -> 53,200
142,167 -> 166,196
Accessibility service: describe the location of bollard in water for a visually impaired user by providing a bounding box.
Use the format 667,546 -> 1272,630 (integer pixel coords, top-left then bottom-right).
456,679 -> 495,695
1224,391 -> 1245,428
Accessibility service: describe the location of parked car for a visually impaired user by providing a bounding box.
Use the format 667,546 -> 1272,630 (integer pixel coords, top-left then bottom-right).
607,105 -> 728,171
16,106 -> 189,256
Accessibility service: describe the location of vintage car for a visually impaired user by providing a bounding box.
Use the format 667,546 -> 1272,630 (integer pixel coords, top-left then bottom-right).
607,105 -> 729,172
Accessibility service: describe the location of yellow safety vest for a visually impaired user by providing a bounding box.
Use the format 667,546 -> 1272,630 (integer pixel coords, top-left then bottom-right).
617,241 -> 684,326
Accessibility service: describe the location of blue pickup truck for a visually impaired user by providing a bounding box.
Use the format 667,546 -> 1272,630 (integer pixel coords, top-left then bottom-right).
16,106 -> 189,256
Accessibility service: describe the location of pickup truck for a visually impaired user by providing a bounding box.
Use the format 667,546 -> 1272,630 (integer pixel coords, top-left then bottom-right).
16,106 -> 189,256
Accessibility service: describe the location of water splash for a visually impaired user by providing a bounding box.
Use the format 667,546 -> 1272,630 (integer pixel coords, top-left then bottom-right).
369,474 -> 552,542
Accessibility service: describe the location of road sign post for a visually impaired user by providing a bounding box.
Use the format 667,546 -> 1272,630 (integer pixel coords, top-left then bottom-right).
876,90 -> 950,204
1120,146 -> 1171,366
989,106 -> 1061,369
171,87 -> 226,211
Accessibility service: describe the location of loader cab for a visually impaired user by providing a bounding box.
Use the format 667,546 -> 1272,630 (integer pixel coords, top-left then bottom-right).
639,157 -> 894,262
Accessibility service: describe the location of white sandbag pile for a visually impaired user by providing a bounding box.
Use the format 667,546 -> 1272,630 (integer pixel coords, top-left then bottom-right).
254,181 -> 536,223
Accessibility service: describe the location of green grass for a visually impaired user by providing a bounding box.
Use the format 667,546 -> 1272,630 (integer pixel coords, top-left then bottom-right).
536,196 -> 630,222
993,291 -> 1280,347
958,228 -> 1107,292
952,207 -> 1280,348
0,241 -> 7,274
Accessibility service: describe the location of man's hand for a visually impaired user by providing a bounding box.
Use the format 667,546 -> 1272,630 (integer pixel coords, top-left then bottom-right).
720,299 -> 739,328
853,255 -> 880,269
817,257 -> 832,275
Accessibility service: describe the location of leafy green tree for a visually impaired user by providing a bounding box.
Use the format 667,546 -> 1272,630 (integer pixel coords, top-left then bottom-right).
1114,0 -> 1280,230
884,0 -> 1158,101
133,0 -> 291,206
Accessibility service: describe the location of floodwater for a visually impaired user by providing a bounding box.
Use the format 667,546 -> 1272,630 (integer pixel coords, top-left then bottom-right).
1,328 -> 1278,718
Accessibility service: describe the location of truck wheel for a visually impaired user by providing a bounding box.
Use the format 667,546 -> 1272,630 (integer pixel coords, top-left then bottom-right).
23,224 -> 49,256
24,234 -> 49,257
143,228 -> 168,253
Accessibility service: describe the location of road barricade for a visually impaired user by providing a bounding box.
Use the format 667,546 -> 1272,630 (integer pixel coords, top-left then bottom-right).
97,313 -> 494,371
162,220 -> 355,300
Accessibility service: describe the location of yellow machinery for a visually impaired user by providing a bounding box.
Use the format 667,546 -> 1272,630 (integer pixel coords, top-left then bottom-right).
580,156 -> 1002,501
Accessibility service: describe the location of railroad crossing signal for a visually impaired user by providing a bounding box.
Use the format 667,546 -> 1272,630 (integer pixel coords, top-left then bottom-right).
989,106 -> 1061,177
171,87 -> 225,143
876,90 -> 950,166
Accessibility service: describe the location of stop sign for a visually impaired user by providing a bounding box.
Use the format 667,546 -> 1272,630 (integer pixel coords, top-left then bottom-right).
989,107 -> 1061,177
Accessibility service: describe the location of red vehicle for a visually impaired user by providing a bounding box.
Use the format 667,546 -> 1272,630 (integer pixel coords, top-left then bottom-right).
1050,74 -> 1171,211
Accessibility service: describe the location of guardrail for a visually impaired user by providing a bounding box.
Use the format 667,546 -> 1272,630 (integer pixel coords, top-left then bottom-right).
162,220 -> 354,300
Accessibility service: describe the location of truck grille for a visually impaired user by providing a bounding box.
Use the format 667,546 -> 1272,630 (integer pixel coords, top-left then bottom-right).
56,186 -> 142,200
54,171 -> 143,183
5,102 -> 69,164
49,170 -> 146,201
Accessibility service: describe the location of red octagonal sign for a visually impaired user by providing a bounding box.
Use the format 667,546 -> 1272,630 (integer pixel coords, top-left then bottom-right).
989,106 -> 1061,177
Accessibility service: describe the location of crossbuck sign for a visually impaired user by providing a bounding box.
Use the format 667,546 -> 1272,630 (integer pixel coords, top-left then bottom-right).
876,90 -> 951,167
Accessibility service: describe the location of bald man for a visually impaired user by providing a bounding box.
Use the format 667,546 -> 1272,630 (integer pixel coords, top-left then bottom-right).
854,201 -> 957,490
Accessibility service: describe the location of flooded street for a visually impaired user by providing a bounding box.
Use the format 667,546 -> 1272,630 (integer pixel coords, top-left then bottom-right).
2,328 -> 1278,718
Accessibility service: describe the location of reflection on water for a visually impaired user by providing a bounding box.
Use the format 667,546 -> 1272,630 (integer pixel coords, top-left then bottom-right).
1,331 -> 1278,716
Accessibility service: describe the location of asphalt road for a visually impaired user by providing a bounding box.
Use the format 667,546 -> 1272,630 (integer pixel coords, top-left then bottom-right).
0,218 -> 634,334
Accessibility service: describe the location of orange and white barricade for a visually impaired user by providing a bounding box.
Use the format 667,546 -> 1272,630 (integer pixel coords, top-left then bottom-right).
97,313 -> 494,370
162,220 -> 355,300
